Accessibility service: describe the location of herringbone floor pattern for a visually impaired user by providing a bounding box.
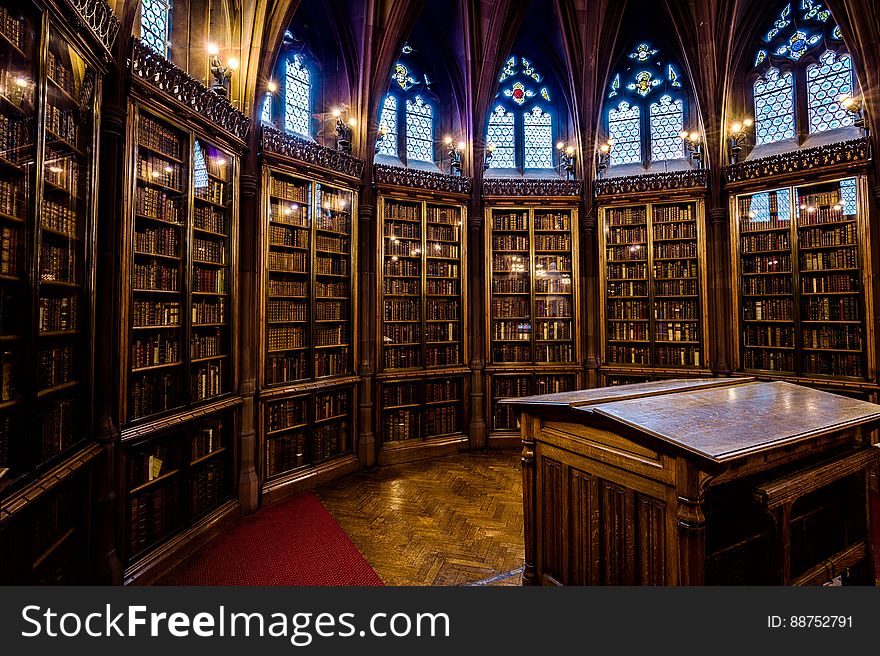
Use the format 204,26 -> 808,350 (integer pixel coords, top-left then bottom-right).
317,451 -> 525,586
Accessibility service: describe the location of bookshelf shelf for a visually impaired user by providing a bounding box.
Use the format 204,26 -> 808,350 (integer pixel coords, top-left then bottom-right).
599,200 -> 708,371
731,177 -> 874,382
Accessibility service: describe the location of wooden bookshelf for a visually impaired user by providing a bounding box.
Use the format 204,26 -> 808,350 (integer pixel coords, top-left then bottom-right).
731,177 -> 875,384
263,383 -> 354,480
484,205 -> 581,444
261,168 -> 357,385
123,108 -> 238,425
122,411 -> 235,565
599,200 -> 709,371
377,195 -> 468,452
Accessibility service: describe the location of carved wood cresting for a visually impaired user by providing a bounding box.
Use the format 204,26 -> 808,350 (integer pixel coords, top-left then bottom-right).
724,138 -> 872,184
594,169 -> 707,197
483,178 -> 582,197
65,0 -> 119,55
130,39 -> 251,142
373,164 -> 472,194
262,126 -> 365,180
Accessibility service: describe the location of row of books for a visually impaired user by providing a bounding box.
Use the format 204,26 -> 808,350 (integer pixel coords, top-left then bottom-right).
800,249 -> 858,270
316,234 -> 348,254
266,397 -> 307,432
493,235 -> 529,251
193,238 -> 224,264
384,298 -> 419,321
492,298 -> 530,318
800,274 -> 856,293
803,325 -> 862,350
38,344 -> 72,389
607,227 -> 646,244
268,300 -> 307,322
426,207 -> 459,225
386,222 -> 419,239
131,335 -> 180,369
655,261 -> 698,278
192,361 -> 224,401
427,380 -> 460,403
269,203 -> 309,227
0,225 -> 19,275
46,50 -> 75,97
743,276 -> 792,295
315,349 -> 349,377
44,152 -> 78,193
425,345 -> 460,366
606,246 -> 646,263
744,325 -> 794,347
383,384 -> 418,407
534,320 -> 572,340
39,243 -> 75,282
39,295 -> 77,332
804,296 -> 859,321
0,179 -> 24,219
608,345 -> 651,365
191,329 -> 224,359
315,390 -> 349,421
194,206 -> 225,234
0,114 -> 33,158
655,279 -> 698,296
425,406 -> 459,437
741,232 -> 790,253
654,300 -> 699,320
193,298 -> 224,324
133,262 -> 178,291
315,255 -> 347,276
268,326 -> 305,351
133,300 -> 179,327
135,226 -> 179,257
426,224 -> 458,241
383,323 -> 420,343
0,5 -> 25,50
268,279 -> 307,296
607,208 -> 647,226
39,399 -> 76,461
385,203 -> 420,221
744,298 -> 793,321
129,372 -> 177,419
1,351 -> 14,400
425,299 -> 458,320
652,205 -> 693,223
427,279 -> 458,295
45,104 -> 77,144
138,116 -> 183,161
492,213 -> 530,232
41,199 -> 77,238
315,325 -> 347,347
655,346 -> 701,367
265,430 -> 306,476
316,214 -> 350,234
270,178 -> 308,203
654,242 -> 697,259
136,187 -> 181,223
189,458 -> 226,516
195,179 -> 225,206
742,253 -> 791,274
268,250 -> 307,272
799,224 -> 856,248
656,321 -> 701,342
653,223 -> 696,240
192,268 -> 226,294
382,346 -> 420,369
266,352 -> 307,384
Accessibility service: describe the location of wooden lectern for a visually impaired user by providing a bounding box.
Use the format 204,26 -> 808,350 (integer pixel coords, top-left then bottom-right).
502,377 -> 880,585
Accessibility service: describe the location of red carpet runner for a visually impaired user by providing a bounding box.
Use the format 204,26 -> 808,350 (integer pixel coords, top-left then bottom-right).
159,492 -> 384,586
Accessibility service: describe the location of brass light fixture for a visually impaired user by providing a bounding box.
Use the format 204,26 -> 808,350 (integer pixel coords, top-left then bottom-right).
728,118 -> 753,165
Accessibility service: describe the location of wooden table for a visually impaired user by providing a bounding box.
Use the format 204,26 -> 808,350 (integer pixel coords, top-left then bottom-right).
502,377 -> 880,585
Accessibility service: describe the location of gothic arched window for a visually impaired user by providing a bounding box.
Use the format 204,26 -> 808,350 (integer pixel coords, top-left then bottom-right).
260,93 -> 273,125
140,0 -> 172,57
485,56 -> 558,172
603,42 -> 691,169
750,2 -> 857,147
376,47 -> 437,166
284,54 -> 312,137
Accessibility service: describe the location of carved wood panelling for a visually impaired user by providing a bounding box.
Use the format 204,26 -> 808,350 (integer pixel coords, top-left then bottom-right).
262,127 -> 365,180
601,480 -> 636,584
483,178 -> 582,198
130,40 -> 250,143
594,169 -> 708,197
569,469 -> 599,585
637,495 -> 667,585
540,457 -> 565,583
374,164 -> 471,195
724,138 -> 872,184
65,0 -> 119,55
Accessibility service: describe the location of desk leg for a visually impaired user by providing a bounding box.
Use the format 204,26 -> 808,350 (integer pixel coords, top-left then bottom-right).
521,416 -> 537,586
676,461 -> 712,586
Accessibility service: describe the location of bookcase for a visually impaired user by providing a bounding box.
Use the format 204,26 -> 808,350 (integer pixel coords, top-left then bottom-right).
256,161 -> 358,500
731,176 -> 875,383
484,205 -> 581,442
599,200 -> 709,372
377,195 -> 468,452
263,383 -> 354,480
261,168 -> 357,386
0,4 -> 99,492
123,106 -> 238,425
122,409 -> 235,565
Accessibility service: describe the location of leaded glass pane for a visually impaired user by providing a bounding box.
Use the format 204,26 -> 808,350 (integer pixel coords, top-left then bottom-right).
261,93 -> 272,125
406,96 -> 434,163
754,67 -> 795,145
377,95 -> 398,158
807,50 -> 854,133
141,0 -> 171,56
608,101 -> 641,165
523,107 -> 553,169
486,105 -> 515,168
284,55 -> 311,137
840,178 -> 857,210
649,95 -> 684,161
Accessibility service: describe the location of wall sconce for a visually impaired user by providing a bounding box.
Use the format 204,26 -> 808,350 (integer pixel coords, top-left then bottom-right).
483,143 -> 496,171
840,94 -> 868,135
728,118 -> 753,165
556,142 -> 576,180
375,124 -> 389,153
332,106 -> 357,153
595,140 -> 613,179
445,136 -> 465,176
207,44 -> 238,97
680,130 -> 704,169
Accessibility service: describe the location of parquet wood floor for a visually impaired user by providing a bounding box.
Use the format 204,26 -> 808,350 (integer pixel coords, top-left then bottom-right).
316,450 -> 525,586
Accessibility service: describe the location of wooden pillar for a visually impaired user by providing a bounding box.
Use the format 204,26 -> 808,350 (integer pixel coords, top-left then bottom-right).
237,155 -> 260,513
92,101 -> 126,586
358,200 -> 377,467
675,459 -> 711,585
582,202 -> 600,388
708,206 -> 731,375
468,208 -> 487,449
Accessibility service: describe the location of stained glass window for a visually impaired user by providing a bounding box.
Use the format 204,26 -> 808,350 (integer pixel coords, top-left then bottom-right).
487,105 -> 515,168
377,95 -> 398,158
405,96 -> 434,163
141,0 -> 171,56
284,54 -> 311,137
754,67 -> 795,145
807,50 -> 854,133
261,93 -> 272,125
608,101 -> 641,165
193,142 -> 208,193
649,95 -> 684,161
523,107 -> 553,168
840,177 -> 857,209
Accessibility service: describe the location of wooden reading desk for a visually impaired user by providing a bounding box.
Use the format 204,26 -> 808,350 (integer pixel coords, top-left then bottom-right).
502,377 -> 880,585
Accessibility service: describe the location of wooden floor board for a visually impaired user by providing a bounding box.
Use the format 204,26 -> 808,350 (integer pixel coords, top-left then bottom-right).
317,450 -> 525,586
